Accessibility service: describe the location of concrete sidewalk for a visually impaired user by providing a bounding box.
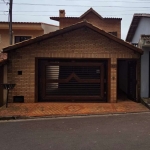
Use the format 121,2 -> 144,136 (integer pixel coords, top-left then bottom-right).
0,101 -> 149,119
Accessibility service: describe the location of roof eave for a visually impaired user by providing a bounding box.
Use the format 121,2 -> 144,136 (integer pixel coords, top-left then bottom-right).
0,60 -> 7,66
2,21 -> 143,54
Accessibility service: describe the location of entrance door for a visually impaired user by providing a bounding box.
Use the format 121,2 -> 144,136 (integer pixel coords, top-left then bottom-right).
127,60 -> 137,101
38,59 -> 105,102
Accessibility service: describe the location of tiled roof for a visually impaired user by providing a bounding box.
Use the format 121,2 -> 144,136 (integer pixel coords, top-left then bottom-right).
0,21 -> 41,24
0,53 -> 7,60
2,21 -> 143,54
50,8 -> 122,21
0,21 -> 58,27
126,13 -> 150,42
50,16 -> 121,21
104,17 -> 122,20
141,34 -> 150,40
0,53 -> 7,66
50,17 -> 79,21
80,8 -> 103,19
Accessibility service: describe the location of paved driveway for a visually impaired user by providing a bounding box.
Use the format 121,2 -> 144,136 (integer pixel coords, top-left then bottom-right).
0,101 -> 149,118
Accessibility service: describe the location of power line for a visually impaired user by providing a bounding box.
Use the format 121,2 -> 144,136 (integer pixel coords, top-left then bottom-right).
13,8 -> 150,12
66,0 -> 150,3
0,2 -> 150,8
0,8 -> 150,13
0,13 -> 140,17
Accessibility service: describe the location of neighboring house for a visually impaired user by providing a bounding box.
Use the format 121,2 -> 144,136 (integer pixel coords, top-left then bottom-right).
1,8 -> 143,104
51,8 -> 121,38
126,14 -> 150,45
0,53 -> 7,106
126,13 -> 150,98
138,35 -> 150,98
0,21 -> 58,50
0,22 -> 58,106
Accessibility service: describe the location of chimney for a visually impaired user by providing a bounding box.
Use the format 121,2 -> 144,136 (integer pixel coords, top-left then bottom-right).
59,10 -> 65,17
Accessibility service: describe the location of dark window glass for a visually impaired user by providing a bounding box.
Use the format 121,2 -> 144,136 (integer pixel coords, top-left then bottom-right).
14,36 -> 31,43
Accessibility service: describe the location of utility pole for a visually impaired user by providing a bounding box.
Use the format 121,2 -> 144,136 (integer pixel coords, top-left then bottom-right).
9,0 -> 13,45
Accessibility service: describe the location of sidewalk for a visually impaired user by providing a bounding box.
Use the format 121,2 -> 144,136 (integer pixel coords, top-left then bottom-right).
0,101 -> 149,119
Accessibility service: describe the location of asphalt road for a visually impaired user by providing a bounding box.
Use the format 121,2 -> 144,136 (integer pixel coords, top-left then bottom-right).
0,113 -> 150,150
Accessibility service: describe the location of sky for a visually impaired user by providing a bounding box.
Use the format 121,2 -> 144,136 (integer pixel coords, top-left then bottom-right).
0,0 -> 150,40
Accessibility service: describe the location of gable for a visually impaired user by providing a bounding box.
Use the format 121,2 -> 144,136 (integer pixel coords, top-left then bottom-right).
80,8 -> 103,19
2,21 -> 142,54
6,27 -> 141,58
80,11 -> 103,24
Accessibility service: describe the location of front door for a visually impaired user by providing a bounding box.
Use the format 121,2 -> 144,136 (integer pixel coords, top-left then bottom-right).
38,59 -> 106,102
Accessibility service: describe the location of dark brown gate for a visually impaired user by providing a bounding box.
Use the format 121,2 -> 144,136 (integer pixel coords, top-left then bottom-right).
128,60 -> 137,101
0,66 -> 4,106
38,59 -> 105,102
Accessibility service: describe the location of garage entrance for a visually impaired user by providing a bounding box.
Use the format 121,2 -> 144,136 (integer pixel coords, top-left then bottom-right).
37,59 -> 108,102
117,60 -> 137,102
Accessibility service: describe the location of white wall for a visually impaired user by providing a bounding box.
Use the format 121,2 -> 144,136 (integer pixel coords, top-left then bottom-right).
41,24 -> 58,34
141,47 -> 150,97
132,17 -> 150,43
132,17 -> 150,97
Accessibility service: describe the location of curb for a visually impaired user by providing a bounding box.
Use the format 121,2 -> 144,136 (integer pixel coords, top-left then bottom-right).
0,111 -> 150,121
0,116 -> 29,120
141,98 -> 150,110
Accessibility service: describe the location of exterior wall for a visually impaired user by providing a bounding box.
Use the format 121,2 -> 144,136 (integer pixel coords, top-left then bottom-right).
41,24 -> 58,34
141,47 -> 150,97
59,18 -> 80,29
59,13 -> 121,38
7,27 -> 140,103
0,29 -> 9,51
132,17 -> 150,43
0,29 -> 43,50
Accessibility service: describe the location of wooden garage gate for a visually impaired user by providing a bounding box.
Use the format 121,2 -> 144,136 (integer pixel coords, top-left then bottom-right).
38,59 -> 107,102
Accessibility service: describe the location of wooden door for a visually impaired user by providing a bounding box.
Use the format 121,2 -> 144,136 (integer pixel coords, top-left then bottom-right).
38,59 -> 105,102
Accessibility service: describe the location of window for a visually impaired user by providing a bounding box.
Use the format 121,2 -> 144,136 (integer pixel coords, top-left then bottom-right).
108,32 -> 117,37
14,36 -> 31,44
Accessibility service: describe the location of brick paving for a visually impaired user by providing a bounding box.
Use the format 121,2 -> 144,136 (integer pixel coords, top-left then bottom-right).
0,101 -> 149,118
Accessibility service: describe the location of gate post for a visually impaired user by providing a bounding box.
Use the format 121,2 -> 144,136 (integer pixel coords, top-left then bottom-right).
110,58 -> 117,103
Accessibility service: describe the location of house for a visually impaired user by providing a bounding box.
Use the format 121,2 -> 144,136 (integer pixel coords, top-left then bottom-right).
0,22 -> 58,106
1,8 -> 143,104
126,13 -> 150,98
51,8 -> 121,38
126,14 -> 150,45
0,21 -> 58,51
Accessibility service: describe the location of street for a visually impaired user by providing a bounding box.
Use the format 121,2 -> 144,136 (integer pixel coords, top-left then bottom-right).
0,113 -> 150,150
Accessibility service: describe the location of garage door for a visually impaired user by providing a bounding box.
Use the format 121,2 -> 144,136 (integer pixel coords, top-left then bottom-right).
38,59 -> 105,102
